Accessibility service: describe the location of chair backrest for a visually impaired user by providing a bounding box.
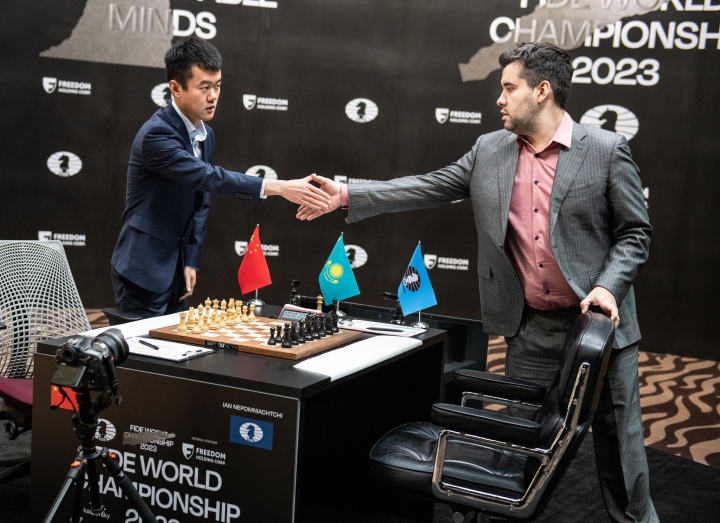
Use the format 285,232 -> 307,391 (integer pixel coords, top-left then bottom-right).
533,311 -> 615,449
521,311 -> 614,517
0,240 -> 90,379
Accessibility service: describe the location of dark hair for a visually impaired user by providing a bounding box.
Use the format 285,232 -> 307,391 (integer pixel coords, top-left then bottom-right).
165,36 -> 222,89
498,42 -> 573,109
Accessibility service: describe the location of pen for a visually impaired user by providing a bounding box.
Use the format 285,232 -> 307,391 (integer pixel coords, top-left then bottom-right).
366,327 -> 405,332
138,339 -> 160,350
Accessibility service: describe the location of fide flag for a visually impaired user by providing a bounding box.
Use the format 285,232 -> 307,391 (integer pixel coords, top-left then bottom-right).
238,225 -> 272,294
318,234 -> 360,305
398,243 -> 437,315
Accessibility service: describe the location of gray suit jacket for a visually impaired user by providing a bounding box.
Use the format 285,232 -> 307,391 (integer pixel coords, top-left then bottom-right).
347,122 -> 651,348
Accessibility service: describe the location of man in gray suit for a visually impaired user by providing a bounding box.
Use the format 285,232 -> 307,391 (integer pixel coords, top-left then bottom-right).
299,43 -> 657,522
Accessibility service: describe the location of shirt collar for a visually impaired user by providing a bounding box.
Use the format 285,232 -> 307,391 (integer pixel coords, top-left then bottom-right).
171,99 -> 207,143
516,110 -> 573,152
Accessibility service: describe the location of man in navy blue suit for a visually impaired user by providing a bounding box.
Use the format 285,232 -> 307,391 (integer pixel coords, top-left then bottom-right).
111,37 -> 329,318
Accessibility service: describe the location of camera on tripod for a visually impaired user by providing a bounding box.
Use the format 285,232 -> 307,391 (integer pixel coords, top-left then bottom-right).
45,328 -> 159,523
51,328 -> 129,395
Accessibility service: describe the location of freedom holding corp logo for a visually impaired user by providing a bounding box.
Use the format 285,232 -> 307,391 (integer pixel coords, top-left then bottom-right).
229,416 -> 273,450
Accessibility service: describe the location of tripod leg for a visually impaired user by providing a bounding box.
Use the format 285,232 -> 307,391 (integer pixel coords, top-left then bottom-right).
43,458 -> 86,523
83,452 -> 104,514
102,450 -> 158,523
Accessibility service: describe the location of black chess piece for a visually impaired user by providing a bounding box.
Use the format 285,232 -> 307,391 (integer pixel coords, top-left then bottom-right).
331,313 -> 339,333
304,316 -> 314,342
290,322 -> 299,346
311,315 -> 321,340
297,321 -> 306,344
316,316 -> 326,338
282,323 -> 292,348
275,325 -> 283,344
324,314 -> 334,336
268,327 -> 277,346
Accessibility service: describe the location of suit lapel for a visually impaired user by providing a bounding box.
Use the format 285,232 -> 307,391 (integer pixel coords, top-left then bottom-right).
161,104 -> 194,153
549,122 -> 589,235
496,134 -> 520,240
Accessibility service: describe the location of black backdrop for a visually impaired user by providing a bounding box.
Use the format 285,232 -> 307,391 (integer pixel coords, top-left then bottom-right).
1,0 -> 719,360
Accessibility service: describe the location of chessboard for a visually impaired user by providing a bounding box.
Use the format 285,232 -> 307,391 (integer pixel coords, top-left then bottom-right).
148,300 -> 362,360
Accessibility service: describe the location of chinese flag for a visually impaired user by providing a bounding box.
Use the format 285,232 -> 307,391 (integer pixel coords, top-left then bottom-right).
50,385 -> 77,411
238,225 -> 272,295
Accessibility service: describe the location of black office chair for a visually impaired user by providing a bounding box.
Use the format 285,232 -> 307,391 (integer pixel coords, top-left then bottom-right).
369,311 -> 615,522
0,240 -> 91,484
101,307 -> 142,326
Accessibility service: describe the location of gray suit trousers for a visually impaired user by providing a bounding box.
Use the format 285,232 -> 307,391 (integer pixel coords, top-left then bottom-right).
505,308 -> 659,523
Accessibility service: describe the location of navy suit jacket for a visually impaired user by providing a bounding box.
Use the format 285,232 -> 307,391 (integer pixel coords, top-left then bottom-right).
111,104 -> 263,294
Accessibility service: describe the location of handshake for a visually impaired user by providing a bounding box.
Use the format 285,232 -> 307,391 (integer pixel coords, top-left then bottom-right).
295,173 -> 343,221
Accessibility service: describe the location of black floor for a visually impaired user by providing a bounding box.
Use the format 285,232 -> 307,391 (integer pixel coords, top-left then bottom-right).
2,430 -> 719,523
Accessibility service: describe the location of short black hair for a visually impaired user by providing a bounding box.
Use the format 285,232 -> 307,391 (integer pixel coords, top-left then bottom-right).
498,42 -> 573,109
165,36 -> 222,89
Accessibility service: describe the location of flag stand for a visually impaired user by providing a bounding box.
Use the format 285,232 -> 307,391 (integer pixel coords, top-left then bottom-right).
332,298 -> 347,320
410,310 -> 429,330
248,289 -> 265,308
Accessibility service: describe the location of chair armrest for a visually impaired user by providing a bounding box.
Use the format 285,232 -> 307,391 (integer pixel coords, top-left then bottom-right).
430,403 -> 542,447
102,308 -> 142,326
455,369 -> 546,404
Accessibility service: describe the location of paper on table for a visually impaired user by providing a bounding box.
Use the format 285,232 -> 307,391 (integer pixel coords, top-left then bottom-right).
127,337 -> 214,362
293,335 -> 422,381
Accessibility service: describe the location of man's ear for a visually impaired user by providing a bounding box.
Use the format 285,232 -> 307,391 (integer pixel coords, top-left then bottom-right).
168,79 -> 181,97
536,80 -> 552,104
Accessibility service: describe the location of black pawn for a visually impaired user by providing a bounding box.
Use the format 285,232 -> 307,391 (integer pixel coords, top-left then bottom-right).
275,326 -> 283,344
297,321 -> 306,344
268,327 -> 277,346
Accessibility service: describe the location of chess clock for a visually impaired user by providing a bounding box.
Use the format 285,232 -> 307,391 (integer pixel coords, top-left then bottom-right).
277,303 -> 323,322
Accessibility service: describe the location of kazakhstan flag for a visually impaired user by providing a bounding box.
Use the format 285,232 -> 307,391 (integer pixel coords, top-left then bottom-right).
319,234 -> 360,305
397,243 -> 437,315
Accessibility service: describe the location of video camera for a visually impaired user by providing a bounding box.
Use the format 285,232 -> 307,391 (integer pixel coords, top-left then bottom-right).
51,328 -> 129,395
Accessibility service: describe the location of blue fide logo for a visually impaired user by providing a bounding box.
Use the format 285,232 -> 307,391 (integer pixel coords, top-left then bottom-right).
230,416 -> 274,450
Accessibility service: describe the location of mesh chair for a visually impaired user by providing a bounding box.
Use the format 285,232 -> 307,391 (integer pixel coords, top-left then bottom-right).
0,240 -> 91,483
369,311 -> 615,522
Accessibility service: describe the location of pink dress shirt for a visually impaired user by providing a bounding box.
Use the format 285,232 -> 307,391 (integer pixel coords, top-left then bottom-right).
505,112 -> 580,310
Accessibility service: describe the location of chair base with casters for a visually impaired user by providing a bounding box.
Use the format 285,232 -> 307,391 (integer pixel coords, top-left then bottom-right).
369,311 -> 615,522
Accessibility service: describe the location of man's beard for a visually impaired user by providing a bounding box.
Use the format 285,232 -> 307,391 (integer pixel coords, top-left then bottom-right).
505,108 -> 540,137
505,96 -> 541,137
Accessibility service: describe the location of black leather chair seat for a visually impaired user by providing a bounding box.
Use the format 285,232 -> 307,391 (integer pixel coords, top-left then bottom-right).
367,312 -> 616,522
370,422 -> 528,499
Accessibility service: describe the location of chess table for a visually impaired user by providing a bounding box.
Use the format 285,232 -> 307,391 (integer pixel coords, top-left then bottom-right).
31,305 -> 447,522
149,316 -> 363,360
